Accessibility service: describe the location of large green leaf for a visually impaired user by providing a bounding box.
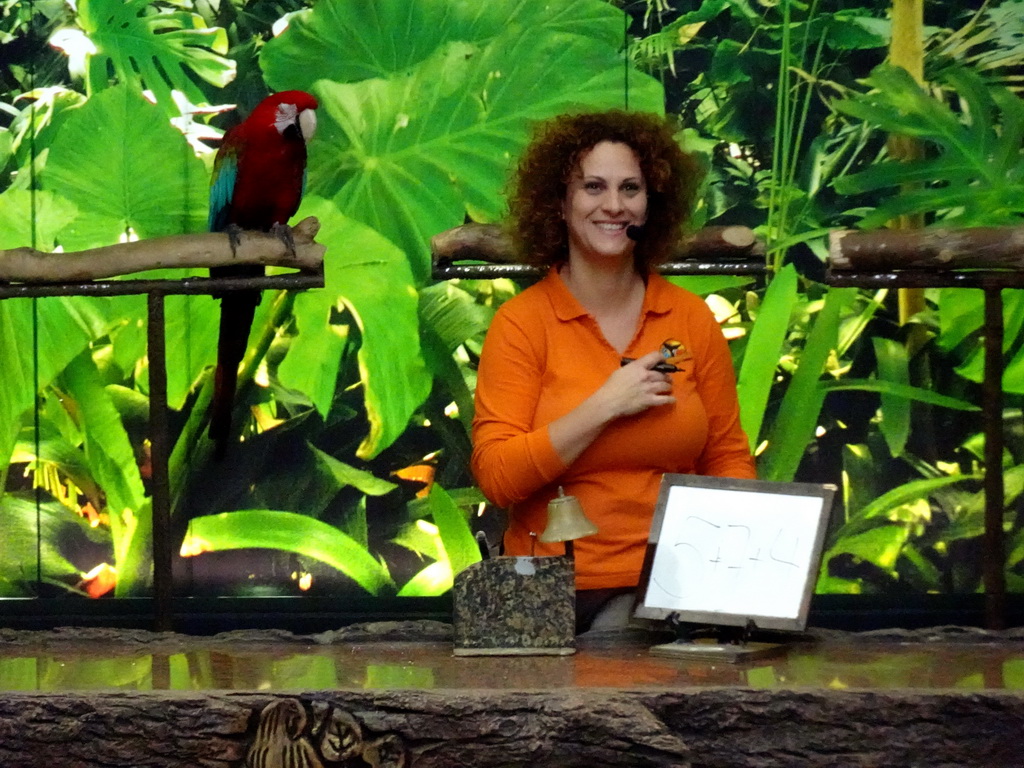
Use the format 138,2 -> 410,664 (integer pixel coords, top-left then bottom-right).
937,288 -> 1024,395
392,520 -> 445,563
301,29 -> 663,282
856,474 -> 977,524
263,0 -> 624,88
842,444 -> 880,521
3,87 -> 87,192
13,430 -> 102,508
394,483 -> 480,595
182,509 -> 395,596
820,380 -> 979,411
309,444 -> 397,497
935,286 -> 984,352
419,283 -> 492,356
57,288 -> 218,413
0,188 -> 78,251
737,263 -> 798,452
932,1 -> 1024,85
43,84 -> 209,250
0,125 -> 11,174
418,282 -> 492,432
422,483 -> 480,577
100,275 -> 224,411
833,64 -> 1024,228
60,353 -> 147,520
274,286 -> 348,427
668,275 -> 755,297
872,338 -> 909,457
283,196 -> 431,459
0,494 -> 109,596
759,286 -> 855,482
60,352 -> 150,595
0,296 -> 110,474
817,524 -> 910,594
73,0 -> 235,113
397,561 -> 453,597
943,465 -> 1024,544
629,0 -> 733,72
159,292 -> 221,409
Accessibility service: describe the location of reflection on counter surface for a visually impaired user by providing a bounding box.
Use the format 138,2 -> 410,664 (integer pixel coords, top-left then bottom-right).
2,636 -> 1024,693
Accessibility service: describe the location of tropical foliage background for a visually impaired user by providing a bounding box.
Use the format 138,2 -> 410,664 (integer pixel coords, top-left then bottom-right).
1,0 -> 1023,607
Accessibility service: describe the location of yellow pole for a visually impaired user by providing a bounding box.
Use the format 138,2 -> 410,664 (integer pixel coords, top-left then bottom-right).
888,0 -> 926,330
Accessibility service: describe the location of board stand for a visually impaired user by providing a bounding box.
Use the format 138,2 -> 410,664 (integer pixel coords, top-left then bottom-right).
648,615 -> 788,663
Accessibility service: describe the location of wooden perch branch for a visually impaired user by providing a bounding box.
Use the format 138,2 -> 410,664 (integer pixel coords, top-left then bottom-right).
829,225 -> 1024,271
432,223 -> 517,263
680,224 -> 761,258
430,222 -> 761,264
0,216 -> 325,283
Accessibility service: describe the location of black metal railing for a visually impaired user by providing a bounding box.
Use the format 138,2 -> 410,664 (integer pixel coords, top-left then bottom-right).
1,268 -> 324,630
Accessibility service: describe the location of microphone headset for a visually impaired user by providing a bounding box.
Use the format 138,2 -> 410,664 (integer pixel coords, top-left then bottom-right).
626,224 -> 645,241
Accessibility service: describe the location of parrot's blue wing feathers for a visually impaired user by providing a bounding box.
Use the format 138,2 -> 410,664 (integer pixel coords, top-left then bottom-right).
208,149 -> 238,233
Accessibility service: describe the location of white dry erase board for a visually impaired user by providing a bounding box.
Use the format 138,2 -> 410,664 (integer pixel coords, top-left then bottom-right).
634,474 -> 836,632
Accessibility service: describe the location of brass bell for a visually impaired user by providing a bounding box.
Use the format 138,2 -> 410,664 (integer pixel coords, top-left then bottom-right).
540,486 -> 598,544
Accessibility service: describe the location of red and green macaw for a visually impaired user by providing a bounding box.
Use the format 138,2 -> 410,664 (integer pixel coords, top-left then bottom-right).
207,90 -> 318,458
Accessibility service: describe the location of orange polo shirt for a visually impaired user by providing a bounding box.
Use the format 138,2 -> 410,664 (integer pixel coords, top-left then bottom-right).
471,266 -> 756,590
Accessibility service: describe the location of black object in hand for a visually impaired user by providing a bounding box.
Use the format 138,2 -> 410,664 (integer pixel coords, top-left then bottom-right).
620,356 -> 678,373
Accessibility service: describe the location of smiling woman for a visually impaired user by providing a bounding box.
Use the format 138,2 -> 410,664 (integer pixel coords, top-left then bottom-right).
560,140 -> 650,353
471,109 -> 756,633
505,110 -> 701,272
562,141 -> 648,265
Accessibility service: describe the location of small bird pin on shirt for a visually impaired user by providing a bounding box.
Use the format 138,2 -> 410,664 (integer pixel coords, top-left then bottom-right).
621,338 -> 693,372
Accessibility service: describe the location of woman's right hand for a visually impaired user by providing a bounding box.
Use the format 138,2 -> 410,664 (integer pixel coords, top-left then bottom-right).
597,350 -> 676,418
547,350 -> 675,467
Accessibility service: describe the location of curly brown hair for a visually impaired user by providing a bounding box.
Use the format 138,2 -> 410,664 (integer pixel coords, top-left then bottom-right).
506,109 -> 703,271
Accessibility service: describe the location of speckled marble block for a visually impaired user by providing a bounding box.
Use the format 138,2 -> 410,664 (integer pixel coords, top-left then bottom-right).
452,556 -> 575,655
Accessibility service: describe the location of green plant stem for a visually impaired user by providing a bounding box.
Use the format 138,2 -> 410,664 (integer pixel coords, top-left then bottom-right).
767,0 -> 792,269
768,0 -> 827,272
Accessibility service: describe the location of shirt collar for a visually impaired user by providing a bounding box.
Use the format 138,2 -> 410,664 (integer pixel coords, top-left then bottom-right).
543,265 -> 675,321
545,265 -> 587,321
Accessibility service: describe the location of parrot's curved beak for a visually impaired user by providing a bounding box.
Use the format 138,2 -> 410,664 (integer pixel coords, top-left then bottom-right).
298,109 -> 317,143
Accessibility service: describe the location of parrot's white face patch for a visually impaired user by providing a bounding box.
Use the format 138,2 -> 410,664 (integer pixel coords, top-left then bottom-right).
275,102 -> 317,143
274,102 -> 299,134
